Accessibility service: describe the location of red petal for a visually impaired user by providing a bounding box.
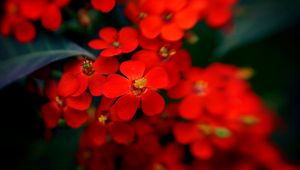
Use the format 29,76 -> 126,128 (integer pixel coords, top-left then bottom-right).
109,123 -> 134,144
54,0 -> 70,7
63,107 -> 88,128
120,60 -> 145,80
14,19 -> 36,43
71,75 -> 89,97
103,74 -> 130,98
99,27 -> 117,42
66,92 -> 91,111
94,57 -> 119,74
167,80 -> 192,99
144,67 -> 168,89
111,94 -> 139,121
91,0 -> 116,13
89,124 -> 107,146
41,4 -> 62,31
119,39 -> 139,53
174,9 -> 199,29
57,73 -> 80,97
89,74 -> 106,96
131,50 -> 160,69
63,59 -> 82,74
118,27 -> 138,42
206,7 -> 232,28
140,16 -> 162,39
19,1 -> 46,20
88,40 -> 109,50
141,90 -> 165,116
179,95 -> 202,120
101,48 -> 122,57
164,0 -> 186,11
161,23 -> 183,41
173,122 -> 199,144
190,140 -> 213,160
41,102 -> 61,128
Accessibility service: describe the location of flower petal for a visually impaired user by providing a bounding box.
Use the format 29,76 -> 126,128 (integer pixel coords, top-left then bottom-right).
88,39 -> 110,50
41,4 -> 62,31
45,80 -> 58,101
103,74 -> 130,98
89,74 -> 106,96
89,124 -> 107,146
66,92 -> 92,110
120,60 -> 145,80
179,95 -> 202,120
41,102 -> 61,128
91,0 -> 116,13
14,19 -> 36,43
144,67 -> 168,89
57,73 -> 80,97
109,123 -> 135,144
140,16 -> 162,39
161,23 -> 184,41
131,50 -> 160,69
120,39 -> 139,53
63,107 -> 88,128
111,94 -> 139,121
173,122 -> 199,144
118,27 -> 138,42
141,90 -> 165,116
174,9 -> 199,29
99,27 -> 117,42
190,140 -> 213,160
167,80 -> 192,99
101,48 -> 122,57
94,57 -> 119,74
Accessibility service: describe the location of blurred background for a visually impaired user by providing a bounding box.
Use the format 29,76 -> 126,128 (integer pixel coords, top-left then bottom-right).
0,0 -> 300,169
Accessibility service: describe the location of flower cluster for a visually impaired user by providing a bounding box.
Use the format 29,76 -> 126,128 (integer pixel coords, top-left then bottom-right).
0,0 -> 69,42
12,0 -> 296,169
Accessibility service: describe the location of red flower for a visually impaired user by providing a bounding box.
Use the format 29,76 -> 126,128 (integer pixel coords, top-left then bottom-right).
138,0 -> 203,41
132,36 -> 192,88
61,56 -> 119,97
0,0 -> 36,42
103,60 -> 169,121
91,0 -> 116,13
41,80 -> 92,128
89,27 -> 139,57
205,0 -> 238,28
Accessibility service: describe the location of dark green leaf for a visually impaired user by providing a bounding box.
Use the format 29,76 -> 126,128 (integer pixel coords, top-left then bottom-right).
215,0 -> 300,56
0,32 -> 95,89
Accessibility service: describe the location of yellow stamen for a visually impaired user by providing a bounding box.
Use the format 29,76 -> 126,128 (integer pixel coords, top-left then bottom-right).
155,163 -> 166,170
133,78 -> 147,89
98,115 -> 108,124
214,127 -> 231,138
198,124 -> 212,135
241,115 -> 258,125
112,41 -> 120,48
193,80 -> 208,96
237,67 -> 254,80
159,46 -> 176,59
55,96 -> 63,107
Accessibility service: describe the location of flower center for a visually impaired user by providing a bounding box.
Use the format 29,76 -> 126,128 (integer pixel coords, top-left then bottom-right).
214,127 -> 231,138
162,12 -> 173,22
159,46 -> 176,60
154,163 -> 166,170
98,115 -> 108,125
7,3 -> 18,15
193,80 -> 208,96
131,78 -> 147,96
82,59 -> 95,76
55,96 -> 64,107
139,12 -> 147,19
198,124 -> 212,136
241,115 -> 258,126
112,41 -> 120,48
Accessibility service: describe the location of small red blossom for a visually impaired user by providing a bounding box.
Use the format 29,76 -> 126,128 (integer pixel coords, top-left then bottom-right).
103,60 -> 169,121
41,80 -> 92,128
91,0 -> 116,13
89,27 -> 139,57
61,56 -> 119,97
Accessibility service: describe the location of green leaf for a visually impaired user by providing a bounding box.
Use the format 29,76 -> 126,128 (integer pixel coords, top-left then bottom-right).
215,0 -> 300,56
0,32 -> 95,89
